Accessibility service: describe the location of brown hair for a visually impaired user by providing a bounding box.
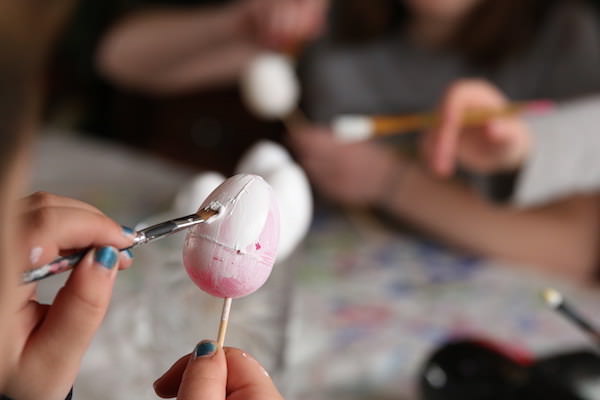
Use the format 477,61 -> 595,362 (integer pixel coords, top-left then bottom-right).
454,0 -> 560,66
0,0 -> 76,176
330,0 -> 562,67
0,1 -> 74,386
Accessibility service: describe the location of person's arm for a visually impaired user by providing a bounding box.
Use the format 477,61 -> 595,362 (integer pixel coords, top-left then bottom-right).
97,0 -> 328,95
290,126 -> 600,279
423,80 -> 600,207
515,96 -> 600,206
96,3 -> 259,94
381,159 -> 600,280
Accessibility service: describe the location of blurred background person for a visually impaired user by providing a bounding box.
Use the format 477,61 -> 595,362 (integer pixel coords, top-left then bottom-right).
289,0 -> 600,278
45,0 -> 328,174
96,0 -> 328,94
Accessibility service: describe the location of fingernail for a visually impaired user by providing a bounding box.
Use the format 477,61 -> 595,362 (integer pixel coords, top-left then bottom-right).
123,249 -> 134,259
193,340 -> 217,359
29,246 -> 43,265
94,246 -> 118,270
122,226 -> 135,237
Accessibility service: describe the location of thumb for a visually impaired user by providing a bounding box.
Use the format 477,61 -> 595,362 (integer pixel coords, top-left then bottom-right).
485,119 -> 509,142
177,341 -> 226,400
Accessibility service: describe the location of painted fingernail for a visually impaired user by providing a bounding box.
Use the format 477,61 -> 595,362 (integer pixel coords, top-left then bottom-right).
122,226 -> 135,237
193,340 -> 217,359
123,249 -> 134,259
94,246 -> 118,270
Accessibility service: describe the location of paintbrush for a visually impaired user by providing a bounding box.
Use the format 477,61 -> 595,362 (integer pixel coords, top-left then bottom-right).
22,206 -> 221,284
332,100 -> 555,143
541,288 -> 600,347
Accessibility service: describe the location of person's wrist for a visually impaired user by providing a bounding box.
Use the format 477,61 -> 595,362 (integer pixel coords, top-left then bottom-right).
373,154 -> 411,211
223,0 -> 253,38
501,121 -> 532,172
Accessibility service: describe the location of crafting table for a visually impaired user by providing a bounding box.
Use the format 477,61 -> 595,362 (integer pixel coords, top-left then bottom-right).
32,132 -> 600,400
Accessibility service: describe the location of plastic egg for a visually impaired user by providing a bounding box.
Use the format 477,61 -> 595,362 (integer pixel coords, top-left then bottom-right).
241,52 -> 300,119
183,174 -> 280,298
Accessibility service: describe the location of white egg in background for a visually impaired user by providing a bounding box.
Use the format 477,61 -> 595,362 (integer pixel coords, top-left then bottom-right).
236,141 -> 312,261
174,172 -> 226,215
241,52 -> 300,119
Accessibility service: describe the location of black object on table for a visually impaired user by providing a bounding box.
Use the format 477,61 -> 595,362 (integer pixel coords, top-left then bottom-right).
420,339 -> 600,400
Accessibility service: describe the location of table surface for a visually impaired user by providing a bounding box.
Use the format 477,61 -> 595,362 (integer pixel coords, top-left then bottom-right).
31,132 -> 600,400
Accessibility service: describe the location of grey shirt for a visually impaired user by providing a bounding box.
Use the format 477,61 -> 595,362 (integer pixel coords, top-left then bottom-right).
302,2 -> 600,206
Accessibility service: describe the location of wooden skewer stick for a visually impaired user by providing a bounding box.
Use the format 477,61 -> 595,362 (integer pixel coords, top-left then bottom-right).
217,297 -> 232,348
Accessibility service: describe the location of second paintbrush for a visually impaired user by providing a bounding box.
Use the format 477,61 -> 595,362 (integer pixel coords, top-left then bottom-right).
332,100 -> 555,143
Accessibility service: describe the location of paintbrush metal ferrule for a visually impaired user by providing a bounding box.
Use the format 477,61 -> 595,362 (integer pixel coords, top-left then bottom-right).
21,207 -> 221,284
542,288 -> 600,347
132,208 -> 219,246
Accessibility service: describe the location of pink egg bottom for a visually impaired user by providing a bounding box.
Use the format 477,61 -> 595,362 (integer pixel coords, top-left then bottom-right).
183,202 -> 279,298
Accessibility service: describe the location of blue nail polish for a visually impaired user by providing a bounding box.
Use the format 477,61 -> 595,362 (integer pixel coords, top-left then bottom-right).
193,341 -> 217,359
122,226 -> 134,236
124,249 -> 134,259
95,247 -> 118,270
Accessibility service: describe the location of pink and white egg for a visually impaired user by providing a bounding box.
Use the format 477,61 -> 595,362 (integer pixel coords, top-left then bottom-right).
182,174 -> 280,299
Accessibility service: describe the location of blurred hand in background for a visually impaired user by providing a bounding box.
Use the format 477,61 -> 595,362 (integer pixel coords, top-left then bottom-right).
288,125 -> 398,207
422,79 -> 532,177
244,0 -> 329,50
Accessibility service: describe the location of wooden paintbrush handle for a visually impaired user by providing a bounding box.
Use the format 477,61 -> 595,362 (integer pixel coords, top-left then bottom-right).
371,103 -> 526,137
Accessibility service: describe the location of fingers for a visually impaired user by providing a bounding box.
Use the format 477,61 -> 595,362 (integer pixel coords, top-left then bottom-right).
16,246 -> 127,398
20,191 -> 103,215
483,117 -> 531,170
154,353 -> 191,398
429,84 -> 469,176
257,0 -> 327,49
424,79 -> 507,177
225,348 -> 283,400
154,344 -> 283,400
21,206 -> 134,267
287,125 -> 337,159
176,341 -> 227,400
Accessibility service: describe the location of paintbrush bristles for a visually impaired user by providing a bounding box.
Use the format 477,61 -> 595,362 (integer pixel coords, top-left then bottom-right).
197,207 -> 221,221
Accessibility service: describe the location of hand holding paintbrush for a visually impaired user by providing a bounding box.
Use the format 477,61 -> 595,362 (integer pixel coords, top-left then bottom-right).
333,80 -> 549,178
422,80 -> 545,177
